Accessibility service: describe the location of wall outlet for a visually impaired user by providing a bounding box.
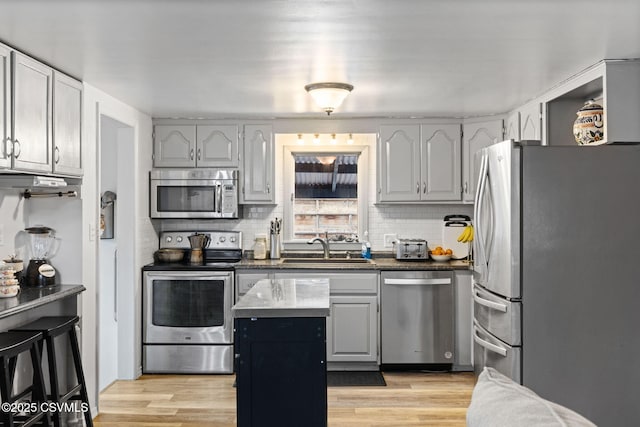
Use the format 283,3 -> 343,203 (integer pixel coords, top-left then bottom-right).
383,233 -> 397,248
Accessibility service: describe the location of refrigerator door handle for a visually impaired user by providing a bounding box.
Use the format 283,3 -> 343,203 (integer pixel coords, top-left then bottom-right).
473,326 -> 507,357
474,152 -> 489,279
473,288 -> 508,312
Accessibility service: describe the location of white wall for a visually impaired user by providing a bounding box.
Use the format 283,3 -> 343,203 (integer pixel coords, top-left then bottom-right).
82,83 -> 154,417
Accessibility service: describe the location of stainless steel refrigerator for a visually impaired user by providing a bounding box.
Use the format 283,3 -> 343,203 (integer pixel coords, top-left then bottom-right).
472,139 -> 640,426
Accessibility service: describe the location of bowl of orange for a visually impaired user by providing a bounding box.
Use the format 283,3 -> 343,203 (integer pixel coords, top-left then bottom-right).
430,246 -> 453,262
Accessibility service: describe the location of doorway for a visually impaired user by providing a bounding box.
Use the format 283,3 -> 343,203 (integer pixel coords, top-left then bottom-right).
98,115 -> 135,391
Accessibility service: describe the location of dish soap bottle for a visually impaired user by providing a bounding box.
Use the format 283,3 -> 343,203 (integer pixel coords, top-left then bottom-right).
361,231 -> 371,259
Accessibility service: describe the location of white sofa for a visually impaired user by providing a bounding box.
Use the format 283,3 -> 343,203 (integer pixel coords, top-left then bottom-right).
467,368 -> 597,427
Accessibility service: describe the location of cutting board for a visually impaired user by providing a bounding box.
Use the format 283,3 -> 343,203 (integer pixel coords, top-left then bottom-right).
442,215 -> 471,259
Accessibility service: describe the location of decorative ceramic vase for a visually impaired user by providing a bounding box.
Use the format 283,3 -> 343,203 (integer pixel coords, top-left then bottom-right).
573,99 -> 604,145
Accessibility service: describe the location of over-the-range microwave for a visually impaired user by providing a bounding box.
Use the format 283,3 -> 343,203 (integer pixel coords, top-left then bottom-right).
149,169 -> 239,219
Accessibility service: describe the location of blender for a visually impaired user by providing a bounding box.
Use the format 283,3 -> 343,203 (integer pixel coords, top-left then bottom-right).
24,226 -> 57,287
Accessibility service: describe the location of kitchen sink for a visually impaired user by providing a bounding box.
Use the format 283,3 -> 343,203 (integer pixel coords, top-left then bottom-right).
280,258 -> 373,264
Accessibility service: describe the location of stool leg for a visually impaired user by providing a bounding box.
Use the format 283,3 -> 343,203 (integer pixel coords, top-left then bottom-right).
45,336 -> 62,427
29,344 -> 51,427
0,356 -> 15,427
69,327 -> 93,427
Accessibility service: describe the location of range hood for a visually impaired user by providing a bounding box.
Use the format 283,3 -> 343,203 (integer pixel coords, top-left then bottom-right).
0,174 -> 79,189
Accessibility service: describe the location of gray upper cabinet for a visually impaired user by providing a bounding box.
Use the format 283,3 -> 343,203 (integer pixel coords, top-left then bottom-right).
461,119 -> 503,203
153,124 -> 239,168
504,111 -> 520,141
241,124 -> 274,204
153,125 -> 196,167
12,51 -> 53,173
378,124 -> 461,202
420,124 -> 461,201
0,44 -> 10,169
518,101 -> 542,141
378,125 -> 421,202
53,71 -> 82,176
196,125 -> 239,168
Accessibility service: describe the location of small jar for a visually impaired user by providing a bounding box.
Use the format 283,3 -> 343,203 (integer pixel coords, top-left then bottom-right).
253,234 -> 267,260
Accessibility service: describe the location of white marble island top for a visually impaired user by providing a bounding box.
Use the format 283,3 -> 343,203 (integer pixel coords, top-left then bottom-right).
232,278 -> 330,318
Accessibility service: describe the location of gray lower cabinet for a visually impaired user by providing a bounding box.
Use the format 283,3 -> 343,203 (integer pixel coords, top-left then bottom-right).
454,270 -> 473,370
272,271 -> 379,368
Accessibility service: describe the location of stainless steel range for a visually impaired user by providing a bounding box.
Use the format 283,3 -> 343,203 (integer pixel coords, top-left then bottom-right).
142,230 -> 242,374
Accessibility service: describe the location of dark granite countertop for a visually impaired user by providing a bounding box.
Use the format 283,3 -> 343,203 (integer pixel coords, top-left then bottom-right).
0,284 -> 86,320
236,257 -> 472,271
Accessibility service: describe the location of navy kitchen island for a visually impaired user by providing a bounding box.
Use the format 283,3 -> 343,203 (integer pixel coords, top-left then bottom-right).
232,278 -> 330,427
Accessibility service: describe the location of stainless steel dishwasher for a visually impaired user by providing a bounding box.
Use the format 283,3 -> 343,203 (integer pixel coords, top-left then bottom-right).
381,270 -> 454,368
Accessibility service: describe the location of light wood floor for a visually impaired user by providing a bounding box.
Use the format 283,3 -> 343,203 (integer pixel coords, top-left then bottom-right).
95,371 -> 475,427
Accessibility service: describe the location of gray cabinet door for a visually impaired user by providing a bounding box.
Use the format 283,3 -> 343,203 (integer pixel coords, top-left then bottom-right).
378,125 -> 421,202
153,125 -> 196,167
461,119 -> 503,203
420,124 -> 461,201
242,124 -> 274,203
326,295 -> 378,363
519,102 -> 542,141
504,111 -> 520,141
454,270 -> 473,369
53,72 -> 82,176
0,44 -> 10,169
196,125 -> 239,167
272,271 -> 379,364
12,51 -> 52,173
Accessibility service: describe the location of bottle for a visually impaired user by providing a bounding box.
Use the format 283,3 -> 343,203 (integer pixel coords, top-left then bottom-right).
253,234 -> 267,260
361,231 -> 371,259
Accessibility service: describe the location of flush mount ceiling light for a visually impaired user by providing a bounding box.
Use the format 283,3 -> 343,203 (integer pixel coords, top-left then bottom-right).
304,82 -> 354,115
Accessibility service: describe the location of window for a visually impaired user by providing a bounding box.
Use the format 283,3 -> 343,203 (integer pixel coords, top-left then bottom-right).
293,154 -> 359,241
282,134 -> 371,246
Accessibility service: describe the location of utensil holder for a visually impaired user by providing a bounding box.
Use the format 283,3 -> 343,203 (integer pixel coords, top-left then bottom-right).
270,234 -> 281,259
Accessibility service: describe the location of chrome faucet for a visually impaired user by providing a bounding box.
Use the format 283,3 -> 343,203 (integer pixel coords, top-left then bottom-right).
307,231 -> 330,259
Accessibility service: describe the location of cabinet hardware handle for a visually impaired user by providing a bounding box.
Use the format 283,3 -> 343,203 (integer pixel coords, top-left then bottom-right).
13,139 -> 21,158
190,149 -> 194,160
416,182 -> 420,194
266,184 -> 271,194
55,146 -> 60,164
423,181 -> 426,193
4,137 -> 12,157
197,148 -> 201,161
464,182 -> 468,193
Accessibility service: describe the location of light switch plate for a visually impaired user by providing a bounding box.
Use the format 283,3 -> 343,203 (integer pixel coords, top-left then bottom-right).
383,233 -> 397,248
0,224 -> 4,246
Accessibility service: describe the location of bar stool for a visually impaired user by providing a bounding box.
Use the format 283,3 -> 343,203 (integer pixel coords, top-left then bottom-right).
12,316 -> 93,427
0,331 -> 51,426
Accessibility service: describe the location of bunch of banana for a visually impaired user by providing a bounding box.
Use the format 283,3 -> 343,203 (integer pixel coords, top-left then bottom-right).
457,225 -> 474,243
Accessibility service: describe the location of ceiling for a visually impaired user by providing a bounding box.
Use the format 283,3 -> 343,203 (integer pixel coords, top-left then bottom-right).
1,0 -> 639,119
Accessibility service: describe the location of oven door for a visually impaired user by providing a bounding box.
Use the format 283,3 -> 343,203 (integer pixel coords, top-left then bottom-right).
143,271 -> 233,344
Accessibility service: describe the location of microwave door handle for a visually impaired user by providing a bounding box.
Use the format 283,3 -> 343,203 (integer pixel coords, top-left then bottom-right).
216,183 -> 222,213
473,326 -> 508,357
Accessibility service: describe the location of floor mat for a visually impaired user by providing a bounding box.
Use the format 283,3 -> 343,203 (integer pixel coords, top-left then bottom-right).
327,371 -> 386,387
